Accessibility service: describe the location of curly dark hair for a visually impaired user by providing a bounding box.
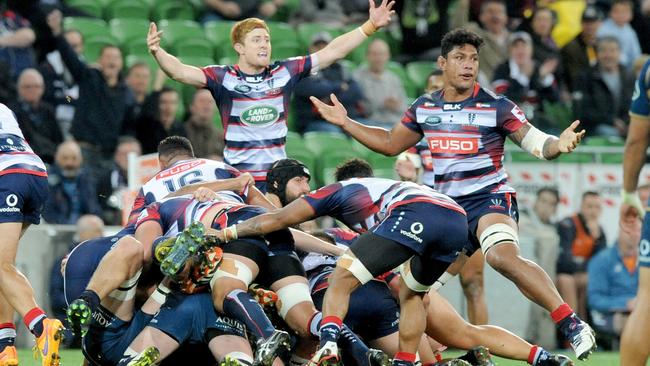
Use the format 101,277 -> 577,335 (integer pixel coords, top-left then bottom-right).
334,158 -> 374,182
158,136 -> 194,159
440,28 -> 484,57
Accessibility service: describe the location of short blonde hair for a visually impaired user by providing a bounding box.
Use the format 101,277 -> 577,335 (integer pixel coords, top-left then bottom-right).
230,18 -> 270,47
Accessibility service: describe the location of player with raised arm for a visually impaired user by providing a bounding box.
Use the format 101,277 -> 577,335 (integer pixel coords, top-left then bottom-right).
0,103 -> 65,366
309,28 -> 595,361
619,58 -> 650,366
146,0 -> 394,191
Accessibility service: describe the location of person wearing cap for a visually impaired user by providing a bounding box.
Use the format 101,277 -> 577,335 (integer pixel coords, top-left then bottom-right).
294,32 -> 367,135
561,6 -> 604,92
492,31 -> 560,132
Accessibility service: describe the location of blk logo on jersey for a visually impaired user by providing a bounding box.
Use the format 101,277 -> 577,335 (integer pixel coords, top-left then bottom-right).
428,137 -> 479,154
443,103 -> 462,111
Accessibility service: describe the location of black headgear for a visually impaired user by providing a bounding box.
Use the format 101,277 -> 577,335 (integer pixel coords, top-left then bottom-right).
266,159 -> 311,206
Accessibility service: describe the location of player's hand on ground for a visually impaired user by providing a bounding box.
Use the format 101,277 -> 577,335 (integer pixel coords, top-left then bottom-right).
193,187 -> 217,202
47,9 -> 63,36
310,94 -> 349,126
369,0 -> 396,28
557,120 -> 586,153
147,22 -> 164,55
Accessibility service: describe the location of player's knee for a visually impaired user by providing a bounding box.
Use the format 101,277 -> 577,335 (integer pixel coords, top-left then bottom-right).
461,277 -> 484,300
114,236 -> 143,263
479,223 -> 518,256
212,277 -> 248,312
332,254 -> 369,288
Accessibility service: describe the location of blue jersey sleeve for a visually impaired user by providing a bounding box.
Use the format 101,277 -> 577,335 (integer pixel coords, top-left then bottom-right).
202,65 -> 228,100
630,59 -> 650,118
400,98 -> 425,136
496,97 -> 528,134
215,163 -> 241,180
301,183 -> 345,217
279,55 -> 314,81
135,202 -> 162,229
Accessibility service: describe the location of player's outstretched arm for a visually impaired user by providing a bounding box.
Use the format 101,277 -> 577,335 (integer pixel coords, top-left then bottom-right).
314,0 -> 395,69
147,22 -> 206,87
166,173 -> 254,198
311,94 -> 420,156
290,229 -> 345,256
508,121 -> 585,160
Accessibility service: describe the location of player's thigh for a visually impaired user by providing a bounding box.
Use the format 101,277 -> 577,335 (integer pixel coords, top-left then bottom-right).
0,222 -> 22,263
346,231 -> 415,283
129,326 -> 180,360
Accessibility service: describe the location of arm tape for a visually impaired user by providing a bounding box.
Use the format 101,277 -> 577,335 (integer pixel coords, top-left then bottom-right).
520,125 -> 555,160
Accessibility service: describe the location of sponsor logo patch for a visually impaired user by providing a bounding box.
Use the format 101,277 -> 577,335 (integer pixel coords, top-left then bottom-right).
240,105 -> 280,126
428,137 -> 478,154
234,84 -> 252,93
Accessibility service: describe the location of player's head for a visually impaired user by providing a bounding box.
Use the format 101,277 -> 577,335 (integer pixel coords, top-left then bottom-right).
158,136 -> 195,169
425,69 -> 444,93
438,28 -> 483,94
231,18 -> 271,69
334,158 -> 374,182
266,158 -> 311,206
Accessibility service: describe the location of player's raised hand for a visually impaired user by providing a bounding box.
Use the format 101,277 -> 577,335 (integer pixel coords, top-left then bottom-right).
369,0 -> 396,28
147,22 -> 164,55
557,120 -> 586,153
310,94 -> 349,127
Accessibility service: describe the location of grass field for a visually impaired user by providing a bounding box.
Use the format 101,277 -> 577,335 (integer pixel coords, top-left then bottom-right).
13,349 -> 646,365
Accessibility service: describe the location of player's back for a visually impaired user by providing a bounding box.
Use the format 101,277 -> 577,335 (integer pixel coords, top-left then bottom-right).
0,103 -> 47,177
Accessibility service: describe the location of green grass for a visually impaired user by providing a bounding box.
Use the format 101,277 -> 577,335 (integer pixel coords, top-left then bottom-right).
15,349 -> 643,365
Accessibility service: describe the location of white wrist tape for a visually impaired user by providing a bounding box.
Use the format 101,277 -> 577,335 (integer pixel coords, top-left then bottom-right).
520,125 -> 554,160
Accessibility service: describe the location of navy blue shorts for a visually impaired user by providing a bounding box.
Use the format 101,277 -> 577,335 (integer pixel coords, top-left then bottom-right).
371,202 -> 468,263
82,306 -> 153,366
312,272 -> 398,341
0,173 -> 48,224
454,192 -> 519,255
63,235 -> 124,305
639,202 -> 650,267
151,292 -> 246,344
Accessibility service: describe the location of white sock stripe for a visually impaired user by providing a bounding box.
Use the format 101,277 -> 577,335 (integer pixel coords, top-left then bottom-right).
28,315 -> 46,331
309,312 -> 323,336
0,328 -> 16,339
532,347 -> 543,364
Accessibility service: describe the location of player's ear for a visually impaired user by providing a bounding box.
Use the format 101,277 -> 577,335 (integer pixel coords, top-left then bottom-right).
437,55 -> 446,70
234,42 -> 245,56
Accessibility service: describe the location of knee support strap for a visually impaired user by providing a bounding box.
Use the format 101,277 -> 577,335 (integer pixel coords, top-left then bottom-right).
276,282 -> 313,318
337,253 -> 374,284
211,258 -> 254,288
432,271 -> 454,291
399,262 -> 432,293
479,223 -> 518,254
107,269 -> 141,302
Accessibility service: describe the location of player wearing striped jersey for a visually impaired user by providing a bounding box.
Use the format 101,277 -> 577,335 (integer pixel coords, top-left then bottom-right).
310,28 -> 596,361
146,0 -> 395,191
212,159 -> 470,366
620,58 -> 650,366
0,103 -> 65,366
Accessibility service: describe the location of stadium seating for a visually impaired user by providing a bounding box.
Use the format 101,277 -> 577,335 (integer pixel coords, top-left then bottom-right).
296,23 -> 342,51
104,0 -> 150,20
272,43 -> 301,61
175,38 -> 214,58
367,153 -> 397,179
303,132 -> 351,155
406,61 -> 437,92
152,1 -> 196,21
110,18 -> 150,44
63,17 -> 108,39
83,34 -> 121,61
124,37 -> 150,57
204,21 -> 236,48
318,150 -> 359,185
268,22 -> 299,45
157,19 -> 202,47
66,0 -> 104,18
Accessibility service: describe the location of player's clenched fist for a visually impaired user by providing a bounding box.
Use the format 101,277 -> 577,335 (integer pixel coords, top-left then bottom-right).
147,22 -> 164,55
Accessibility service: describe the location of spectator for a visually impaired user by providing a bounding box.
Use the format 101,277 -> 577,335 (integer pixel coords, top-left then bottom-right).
596,0 -> 641,68
492,31 -> 560,131
184,89 -> 223,158
49,214 -> 104,347
520,187 -> 561,350
39,29 -> 82,139
125,62 -> 151,120
424,68 -> 444,93
587,215 -> 639,340
557,191 -> 607,322
42,140 -> 103,224
10,68 -> 63,164
576,36 -> 635,137
0,9 -> 36,79
394,0 -> 452,62
47,10 -> 135,166
526,7 -> 561,66
201,0 -> 284,22
353,38 -> 407,130
561,6 -> 604,92
466,0 -> 510,84
293,0 -> 369,26
96,137 -> 141,225
135,87 -> 185,154
294,32 -> 366,134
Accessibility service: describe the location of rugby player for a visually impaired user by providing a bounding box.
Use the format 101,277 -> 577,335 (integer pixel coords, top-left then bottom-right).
309,28 -> 595,361
620,57 -> 650,365
0,104 -> 65,366
146,0 -> 395,191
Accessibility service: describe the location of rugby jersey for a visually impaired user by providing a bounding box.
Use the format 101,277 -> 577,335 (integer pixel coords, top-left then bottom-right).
302,177 -> 464,233
0,103 -> 47,177
401,83 -> 527,197
202,55 -> 318,182
630,58 -> 650,119
126,158 -> 245,227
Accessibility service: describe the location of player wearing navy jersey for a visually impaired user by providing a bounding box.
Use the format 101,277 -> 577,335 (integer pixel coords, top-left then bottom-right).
146,1 -> 395,191
620,58 -> 650,365
0,103 -> 64,366
212,159 -> 469,366
311,29 -> 596,361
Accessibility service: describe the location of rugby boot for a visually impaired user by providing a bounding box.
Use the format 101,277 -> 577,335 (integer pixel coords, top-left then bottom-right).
249,284 -> 279,309
254,329 -> 291,366
367,348 -> 391,366
33,318 -> 65,366
159,221 -> 206,278
433,360 -> 472,366
456,346 -> 495,366
126,346 -> 160,366
0,345 -> 18,366
307,341 -> 340,366
66,298 -> 92,336
557,314 -> 596,360
535,353 -> 574,366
